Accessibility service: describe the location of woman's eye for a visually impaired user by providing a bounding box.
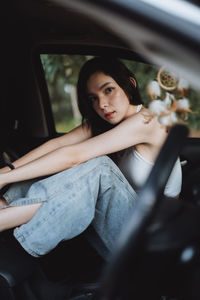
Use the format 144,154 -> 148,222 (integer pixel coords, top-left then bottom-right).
105,87 -> 114,94
89,96 -> 98,103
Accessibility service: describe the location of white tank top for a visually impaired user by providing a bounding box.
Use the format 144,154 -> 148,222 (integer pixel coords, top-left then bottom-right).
118,148 -> 182,197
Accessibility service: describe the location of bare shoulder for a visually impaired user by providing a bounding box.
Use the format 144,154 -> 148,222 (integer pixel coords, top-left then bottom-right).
124,106 -> 158,129
140,107 -> 168,143
139,107 -> 166,129
124,106 -> 168,145
139,106 -> 156,124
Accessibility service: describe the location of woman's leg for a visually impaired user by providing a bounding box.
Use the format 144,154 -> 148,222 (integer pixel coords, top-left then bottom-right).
0,179 -> 42,229
1,156 -> 137,259
0,180 -> 36,209
0,202 -> 41,231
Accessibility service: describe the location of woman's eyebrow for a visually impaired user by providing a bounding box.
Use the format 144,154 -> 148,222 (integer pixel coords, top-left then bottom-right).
99,82 -> 112,90
87,82 -> 112,96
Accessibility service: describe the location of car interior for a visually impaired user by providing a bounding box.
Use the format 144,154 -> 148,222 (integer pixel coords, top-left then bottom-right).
1,0 -> 200,299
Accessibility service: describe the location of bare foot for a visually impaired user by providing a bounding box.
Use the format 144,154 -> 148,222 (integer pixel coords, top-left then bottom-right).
0,197 -> 8,209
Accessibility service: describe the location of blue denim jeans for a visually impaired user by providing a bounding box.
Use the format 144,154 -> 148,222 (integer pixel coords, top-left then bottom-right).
4,156 -> 137,259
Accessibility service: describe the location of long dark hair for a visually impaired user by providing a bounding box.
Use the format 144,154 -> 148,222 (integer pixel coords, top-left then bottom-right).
77,57 -> 143,161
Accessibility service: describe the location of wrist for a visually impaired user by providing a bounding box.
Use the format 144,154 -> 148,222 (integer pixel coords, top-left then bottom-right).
0,163 -> 15,175
6,162 -> 15,170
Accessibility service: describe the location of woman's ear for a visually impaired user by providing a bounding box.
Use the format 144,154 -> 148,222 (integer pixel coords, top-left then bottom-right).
130,77 -> 137,87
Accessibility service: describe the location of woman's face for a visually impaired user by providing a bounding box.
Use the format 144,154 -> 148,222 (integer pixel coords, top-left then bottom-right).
86,72 -> 135,124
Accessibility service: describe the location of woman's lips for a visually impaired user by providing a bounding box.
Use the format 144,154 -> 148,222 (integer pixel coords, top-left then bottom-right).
105,112 -> 115,119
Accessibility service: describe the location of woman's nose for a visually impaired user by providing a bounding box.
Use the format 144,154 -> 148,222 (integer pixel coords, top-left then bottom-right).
98,96 -> 108,109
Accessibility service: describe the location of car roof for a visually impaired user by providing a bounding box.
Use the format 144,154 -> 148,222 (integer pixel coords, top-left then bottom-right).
5,0 -> 129,50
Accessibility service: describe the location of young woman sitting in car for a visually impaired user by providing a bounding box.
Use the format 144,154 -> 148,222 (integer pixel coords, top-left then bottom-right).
0,57 -> 181,259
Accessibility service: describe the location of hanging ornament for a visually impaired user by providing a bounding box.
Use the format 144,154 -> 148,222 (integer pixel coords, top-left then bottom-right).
147,67 -> 196,127
157,67 -> 178,91
177,78 -> 189,97
146,80 -> 161,100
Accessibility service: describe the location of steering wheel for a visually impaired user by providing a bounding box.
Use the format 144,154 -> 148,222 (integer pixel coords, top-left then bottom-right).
99,124 -> 189,300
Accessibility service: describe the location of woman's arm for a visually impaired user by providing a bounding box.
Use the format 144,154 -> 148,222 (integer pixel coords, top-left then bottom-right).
73,112 -> 166,162
0,124 -> 91,174
0,112 -> 164,189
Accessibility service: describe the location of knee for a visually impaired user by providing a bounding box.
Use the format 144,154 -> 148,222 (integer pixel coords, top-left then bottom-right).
95,155 -> 111,163
89,156 -> 114,167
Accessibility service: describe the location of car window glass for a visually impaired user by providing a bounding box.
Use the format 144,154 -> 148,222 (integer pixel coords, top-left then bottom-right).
40,55 -> 92,132
40,54 -> 200,137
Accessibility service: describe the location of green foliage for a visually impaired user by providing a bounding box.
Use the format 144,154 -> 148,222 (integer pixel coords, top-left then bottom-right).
186,89 -> 200,131
41,54 -> 91,130
55,116 -> 81,133
41,54 -> 91,85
